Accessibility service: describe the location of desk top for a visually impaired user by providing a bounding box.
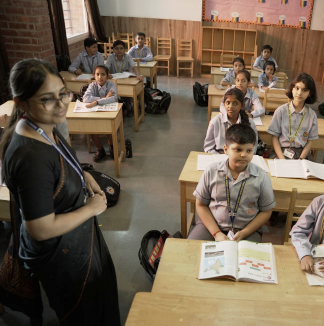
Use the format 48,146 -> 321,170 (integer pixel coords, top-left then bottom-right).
115,77 -> 143,85
66,102 -> 123,119
152,238 -> 324,303
126,291 -> 324,325
139,61 -> 157,68
178,151 -> 324,193
0,100 -> 14,116
60,71 -> 93,82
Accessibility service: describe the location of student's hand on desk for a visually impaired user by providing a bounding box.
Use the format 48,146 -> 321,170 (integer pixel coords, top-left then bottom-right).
214,232 -> 229,241
75,69 -> 82,75
133,58 -> 140,62
137,75 -> 144,81
108,74 -> 113,79
106,90 -> 115,98
85,101 -> 98,108
246,112 -> 253,119
301,255 -> 315,273
233,230 -> 247,241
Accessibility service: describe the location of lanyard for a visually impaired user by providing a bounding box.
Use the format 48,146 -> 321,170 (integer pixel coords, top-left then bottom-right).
288,103 -> 307,146
137,48 -> 142,58
225,122 -> 229,132
24,117 -> 87,196
114,55 -> 125,73
225,175 -> 247,230
85,55 -> 95,73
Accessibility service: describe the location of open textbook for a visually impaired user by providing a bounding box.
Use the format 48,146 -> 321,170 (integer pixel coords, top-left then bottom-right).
111,72 -> 136,79
75,74 -> 94,80
306,245 -> 324,286
73,100 -> 118,113
198,240 -> 278,284
197,154 -> 270,173
268,159 -> 324,180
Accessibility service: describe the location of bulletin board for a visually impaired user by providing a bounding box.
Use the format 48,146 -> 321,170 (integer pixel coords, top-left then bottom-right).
202,0 -> 314,29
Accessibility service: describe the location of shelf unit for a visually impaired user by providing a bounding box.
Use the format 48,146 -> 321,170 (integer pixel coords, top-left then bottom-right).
201,27 -> 257,76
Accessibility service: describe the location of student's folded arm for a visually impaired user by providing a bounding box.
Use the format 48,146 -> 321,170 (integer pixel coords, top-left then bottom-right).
68,55 -> 81,73
272,136 -> 285,159
240,210 -> 272,239
299,140 -> 313,159
251,96 -> 265,117
82,84 -> 99,103
204,121 -> 218,153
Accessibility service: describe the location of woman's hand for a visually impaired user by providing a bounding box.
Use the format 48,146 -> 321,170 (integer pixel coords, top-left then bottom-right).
214,232 -> 229,241
85,101 -> 98,108
84,171 -> 102,196
301,255 -> 315,274
85,193 -> 107,215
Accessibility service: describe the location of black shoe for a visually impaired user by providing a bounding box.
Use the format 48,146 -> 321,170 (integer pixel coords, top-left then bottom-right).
109,144 -> 114,159
93,147 -> 106,162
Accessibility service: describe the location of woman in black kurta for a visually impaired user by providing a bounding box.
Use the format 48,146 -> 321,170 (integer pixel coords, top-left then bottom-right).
0,59 -> 120,325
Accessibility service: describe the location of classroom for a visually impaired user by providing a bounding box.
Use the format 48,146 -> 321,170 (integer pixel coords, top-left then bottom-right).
0,0 -> 324,325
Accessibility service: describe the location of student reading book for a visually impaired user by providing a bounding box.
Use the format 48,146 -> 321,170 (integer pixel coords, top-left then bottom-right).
188,124 -> 276,242
198,240 -> 278,284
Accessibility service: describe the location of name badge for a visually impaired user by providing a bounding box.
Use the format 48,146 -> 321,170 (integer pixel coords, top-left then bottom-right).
283,148 -> 295,159
227,230 -> 235,240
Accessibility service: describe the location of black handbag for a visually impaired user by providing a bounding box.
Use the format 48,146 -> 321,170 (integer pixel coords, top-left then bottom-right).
81,163 -> 120,207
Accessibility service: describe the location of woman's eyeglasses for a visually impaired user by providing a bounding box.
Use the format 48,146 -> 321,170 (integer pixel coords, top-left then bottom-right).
32,92 -> 74,111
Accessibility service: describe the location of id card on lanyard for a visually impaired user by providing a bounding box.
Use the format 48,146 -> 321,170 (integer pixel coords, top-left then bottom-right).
225,175 -> 247,232
114,55 -> 125,73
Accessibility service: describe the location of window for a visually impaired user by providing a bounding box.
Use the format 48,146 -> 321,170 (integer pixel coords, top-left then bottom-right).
62,0 -> 88,44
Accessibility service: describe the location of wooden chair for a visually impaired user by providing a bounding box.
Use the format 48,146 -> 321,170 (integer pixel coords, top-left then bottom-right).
176,39 -> 194,78
251,56 -> 257,70
220,54 -> 239,68
104,42 -> 114,59
283,188 -> 320,243
144,36 -> 151,49
262,87 -> 288,111
111,33 -> 117,43
154,37 -> 172,76
274,71 -> 288,89
117,32 -> 133,51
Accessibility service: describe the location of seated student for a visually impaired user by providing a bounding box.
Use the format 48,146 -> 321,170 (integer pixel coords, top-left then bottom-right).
220,70 -> 265,118
204,88 -> 258,154
253,45 -> 278,72
258,61 -> 278,89
290,196 -> 324,274
83,65 -> 117,162
188,124 -> 276,242
68,38 -> 104,75
220,57 -> 254,86
267,72 -> 318,160
127,32 -> 153,62
106,40 -> 143,116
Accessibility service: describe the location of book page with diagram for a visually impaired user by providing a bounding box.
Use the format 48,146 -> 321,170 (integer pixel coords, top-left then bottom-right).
198,241 -> 238,280
237,241 -> 278,284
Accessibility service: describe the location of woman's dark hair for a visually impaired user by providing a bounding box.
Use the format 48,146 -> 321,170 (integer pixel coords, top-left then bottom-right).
94,65 -> 109,76
225,124 -> 256,146
0,59 -> 63,174
236,69 -> 251,82
84,37 -> 97,48
286,73 -> 317,104
263,61 -> 276,73
223,88 -> 250,126
232,57 -> 245,67
113,40 -> 126,49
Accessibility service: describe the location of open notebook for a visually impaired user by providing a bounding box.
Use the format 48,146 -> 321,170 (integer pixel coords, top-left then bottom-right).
198,240 -> 278,284
73,100 -> 118,113
111,72 -> 136,79
197,154 -> 270,173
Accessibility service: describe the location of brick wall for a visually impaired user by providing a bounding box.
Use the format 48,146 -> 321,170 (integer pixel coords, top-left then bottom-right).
0,0 -> 56,69
68,39 -> 84,62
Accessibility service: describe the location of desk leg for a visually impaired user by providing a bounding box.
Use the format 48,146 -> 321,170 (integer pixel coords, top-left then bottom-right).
207,95 -> 211,126
111,121 -> 120,177
133,91 -> 139,132
154,71 -> 157,89
180,182 -> 188,238
119,116 -> 126,162
150,70 -> 153,88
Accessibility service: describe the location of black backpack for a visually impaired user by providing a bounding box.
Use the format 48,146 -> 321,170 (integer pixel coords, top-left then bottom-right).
144,88 -> 171,114
319,103 -> 324,116
56,53 -> 71,72
193,82 -> 208,106
77,84 -> 90,102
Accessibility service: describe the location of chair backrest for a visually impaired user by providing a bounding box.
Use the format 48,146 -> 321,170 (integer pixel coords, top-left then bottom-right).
274,71 -> 288,89
104,42 -> 114,59
220,54 -> 239,68
116,32 -> 134,51
284,188 -> 320,243
177,39 -> 192,58
156,37 -> 172,56
111,33 -> 117,43
144,36 -> 151,49
262,87 -> 288,109
251,56 -> 257,70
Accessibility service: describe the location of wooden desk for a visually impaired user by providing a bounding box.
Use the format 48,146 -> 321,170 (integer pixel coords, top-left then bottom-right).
115,78 -> 145,132
126,292 -> 324,325
178,151 -> 324,238
211,67 -> 287,89
0,186 -> 10,222
138,61 -> 158,89
152,238 -> 324,304
67,102 -> 125,176
60,71 -> 92,93
207,84 -> 288,124
210,112 -> 324,161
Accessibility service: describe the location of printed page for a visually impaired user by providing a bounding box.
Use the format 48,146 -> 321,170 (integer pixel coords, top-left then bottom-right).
274,159 -> 306,179
252,117 -> 263,126
251,156 -> 269,173
306,245 -> 324,285
197,154 -> 228,170
96,102 -> 118,112
198,241 -> 238,280
268,160 -> 277,177
237,241 -> 278,284
303,160 -> 324,181
75,74 -> 94,80
73,100 -> 98,112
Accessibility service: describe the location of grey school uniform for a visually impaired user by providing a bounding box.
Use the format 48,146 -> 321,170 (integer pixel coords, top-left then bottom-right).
68,51 -> 104,74
105,53 -> 136,74
290,196 -> 324,260
220,86 -> 265,118
83,81 -> 117,105
204,113 -> 258,154
258,73 -> 278,88
188,160 -> 276,241
253,55 -> 278,70
128,45 -> 153,62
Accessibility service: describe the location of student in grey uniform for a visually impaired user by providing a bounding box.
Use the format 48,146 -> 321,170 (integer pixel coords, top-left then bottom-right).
106,40 -> 143,117
83,65 -> 117,162
253,44 -> 278,72
189,124 -> 276,242
68,38 -> 104,75
220,70 -> 265,118
204,88 -> 258,154
290,196 -> 324,274
258,61 -> 278,89
127,32 -> 153,62
267,73 -> 318,160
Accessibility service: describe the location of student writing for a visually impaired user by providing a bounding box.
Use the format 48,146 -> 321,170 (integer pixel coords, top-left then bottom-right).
267,73 -> 318,160
204,88 -> 258,154
253,44 -> 278,72
188,124 -> 276,242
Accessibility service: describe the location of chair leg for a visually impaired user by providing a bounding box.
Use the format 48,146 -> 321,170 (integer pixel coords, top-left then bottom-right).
167,60 -> 170,77
191,62 -> 193,78
177,61 -> 179,78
